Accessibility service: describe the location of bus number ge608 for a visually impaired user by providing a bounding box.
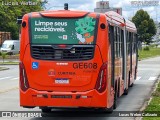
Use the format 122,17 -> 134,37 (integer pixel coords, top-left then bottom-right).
73,63 -> 97,69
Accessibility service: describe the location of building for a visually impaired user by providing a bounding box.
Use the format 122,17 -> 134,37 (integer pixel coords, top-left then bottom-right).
94,1 -> 122,15
0,32 -> 11,46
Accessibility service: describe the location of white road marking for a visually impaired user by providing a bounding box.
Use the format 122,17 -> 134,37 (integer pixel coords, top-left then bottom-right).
10,77 -> 19,81
136,77 -> 141,81
0,77 -> 12,80
148,77 -> 157,81
0,87 -> 18,94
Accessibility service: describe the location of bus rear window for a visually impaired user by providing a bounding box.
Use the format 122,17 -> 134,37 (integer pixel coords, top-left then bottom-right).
30,16 -> 97,44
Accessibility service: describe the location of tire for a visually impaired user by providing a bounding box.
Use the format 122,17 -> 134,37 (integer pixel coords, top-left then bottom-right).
124,73 -> 130,95
41,107 -> 52,113
100,106 -> 113,113
107,106 -> 113,113
130,82 -> 134,87
123,88 -> 128,95
10,52 -> 13,55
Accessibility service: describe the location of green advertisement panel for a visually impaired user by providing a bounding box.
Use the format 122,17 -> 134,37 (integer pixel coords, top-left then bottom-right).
30,16 -> 96,44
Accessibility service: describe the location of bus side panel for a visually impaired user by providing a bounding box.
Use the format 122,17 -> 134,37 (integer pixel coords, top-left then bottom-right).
126,31 -> 130,89
132,34 -> 137,81
107,45 -> 114,108
132,53 -> 136,80
96,14 -> 114,108
20,14 -> 30,61
96,15 -> 108,62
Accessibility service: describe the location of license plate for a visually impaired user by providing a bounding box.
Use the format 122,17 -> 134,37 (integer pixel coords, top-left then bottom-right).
55,79 -> 69,84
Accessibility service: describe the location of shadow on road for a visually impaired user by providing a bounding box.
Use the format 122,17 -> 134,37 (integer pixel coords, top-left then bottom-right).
29,109 -> 115,120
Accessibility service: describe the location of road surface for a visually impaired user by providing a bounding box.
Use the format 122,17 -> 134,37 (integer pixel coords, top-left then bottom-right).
0,57 -> 160,119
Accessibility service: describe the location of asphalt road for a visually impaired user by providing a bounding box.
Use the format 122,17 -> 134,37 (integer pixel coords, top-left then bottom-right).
0,57 -> 160,120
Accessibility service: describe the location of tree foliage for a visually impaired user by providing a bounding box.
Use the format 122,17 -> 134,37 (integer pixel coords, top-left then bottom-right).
132,9 -> 156,44
0,0 -> 43,39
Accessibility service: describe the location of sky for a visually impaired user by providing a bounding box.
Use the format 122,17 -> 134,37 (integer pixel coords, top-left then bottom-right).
45,0 -> 160,22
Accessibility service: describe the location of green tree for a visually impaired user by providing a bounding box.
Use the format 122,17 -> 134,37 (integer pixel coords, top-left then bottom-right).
1,52 -> 6,63
0,0 -> 44,39
132,9 -> 156,45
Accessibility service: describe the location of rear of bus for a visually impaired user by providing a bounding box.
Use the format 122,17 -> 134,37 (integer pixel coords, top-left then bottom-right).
19,10 -> 113,111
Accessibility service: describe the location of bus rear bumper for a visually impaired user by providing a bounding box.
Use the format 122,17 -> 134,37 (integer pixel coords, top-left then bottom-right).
20,88 -> 108,108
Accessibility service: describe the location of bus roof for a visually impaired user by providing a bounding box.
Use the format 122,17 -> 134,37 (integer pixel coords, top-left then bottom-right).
105,11 -> 137,33
28,10 -> 92,18
25,10 -> 137,33
105,11 -> 125,26
39,10 -> 89,18
125,20 -> 137,33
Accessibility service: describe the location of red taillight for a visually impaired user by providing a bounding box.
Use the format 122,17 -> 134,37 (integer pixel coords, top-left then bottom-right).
58,44 -> 66,48
95,63 -> 107,93
19,62 -> 29,91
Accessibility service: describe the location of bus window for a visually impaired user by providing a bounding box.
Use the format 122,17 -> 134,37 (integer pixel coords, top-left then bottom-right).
114,27 -> 116,58
30,16 -> 97,61
117,27 -> 120,58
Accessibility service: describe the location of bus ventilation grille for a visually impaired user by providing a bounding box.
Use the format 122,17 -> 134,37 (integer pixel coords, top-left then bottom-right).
31,45 -> 94,61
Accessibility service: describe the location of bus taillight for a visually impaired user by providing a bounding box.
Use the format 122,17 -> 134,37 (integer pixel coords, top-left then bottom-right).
19,62 -> 29,92
58,44 -> 66,48
95,63 -> 107,93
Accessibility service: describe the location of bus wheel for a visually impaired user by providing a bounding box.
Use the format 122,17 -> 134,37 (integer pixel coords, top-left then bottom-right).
130,82 -> 134,87
41,107 -> 52,113
123,88 -> 128,95
101,106 -> 113,113
107,106 -> 113,113
124,73 -> 130,95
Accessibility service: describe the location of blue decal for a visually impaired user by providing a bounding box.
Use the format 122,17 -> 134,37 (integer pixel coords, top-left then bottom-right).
32,62 -> 39,69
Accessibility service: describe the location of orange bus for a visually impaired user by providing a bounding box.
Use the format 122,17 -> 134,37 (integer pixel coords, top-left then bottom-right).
19,8 -> 138,112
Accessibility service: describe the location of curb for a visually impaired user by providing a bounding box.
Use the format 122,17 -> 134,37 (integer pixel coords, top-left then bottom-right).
0,63 -> 19,65
0,67 -> 9,71
135,75 -> 160,120
138,55 -> 160,61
